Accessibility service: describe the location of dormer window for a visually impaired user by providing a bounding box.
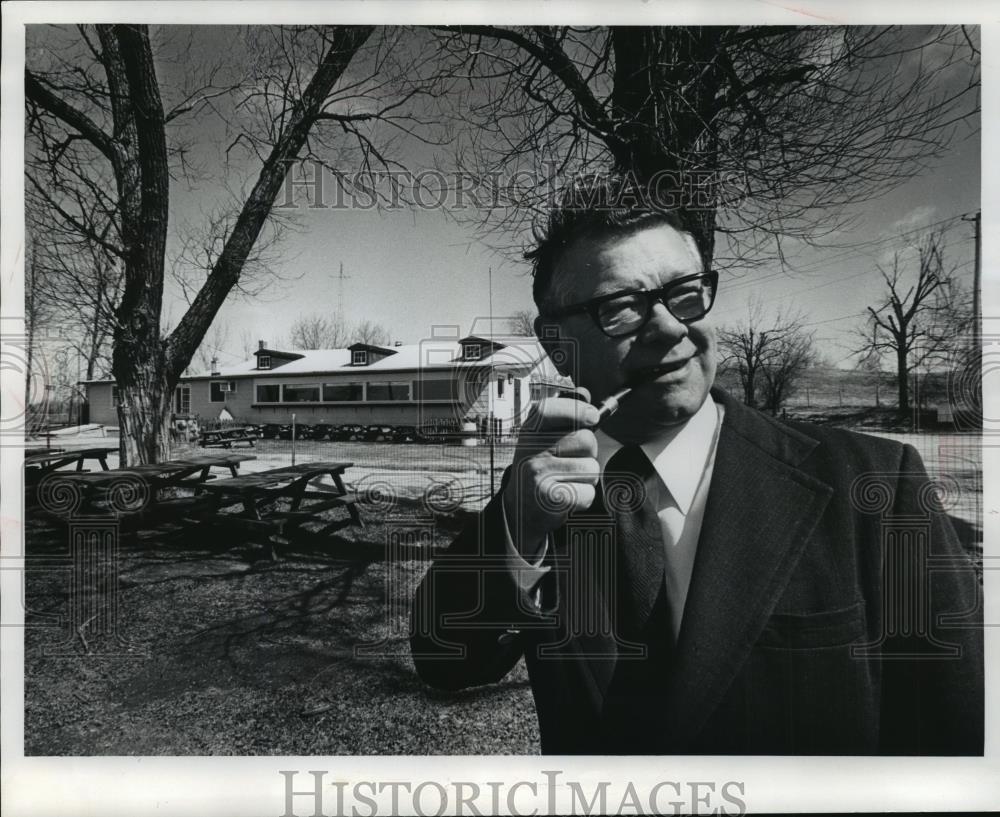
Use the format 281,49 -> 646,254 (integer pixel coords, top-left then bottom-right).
465,344 -> 481,361
258,355 -> 271,369
353,350 -> 367,365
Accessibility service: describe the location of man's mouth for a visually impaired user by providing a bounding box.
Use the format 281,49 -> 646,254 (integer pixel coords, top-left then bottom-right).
627,358 -> 693,385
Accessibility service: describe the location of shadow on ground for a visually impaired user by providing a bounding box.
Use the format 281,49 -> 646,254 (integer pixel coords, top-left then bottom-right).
22,507 -> 539,755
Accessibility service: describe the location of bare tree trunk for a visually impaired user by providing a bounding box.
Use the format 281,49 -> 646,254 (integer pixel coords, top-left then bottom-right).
610,26 -> 727,264
98,24 -> 171,465
743,372 -> 757,408
896,347 -> 909,413
117,372 -> 172,463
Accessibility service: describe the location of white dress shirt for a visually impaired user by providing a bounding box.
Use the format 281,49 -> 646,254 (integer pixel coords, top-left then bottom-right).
504,395 -> 724,641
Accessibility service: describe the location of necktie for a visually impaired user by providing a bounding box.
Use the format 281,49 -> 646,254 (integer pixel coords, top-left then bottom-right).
602,446 -> 675,750
603,445 -> 670,641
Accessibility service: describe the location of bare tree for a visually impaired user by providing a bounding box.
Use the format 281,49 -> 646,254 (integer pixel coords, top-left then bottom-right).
507,309 -> 537,336
238,329 -> 258,360
27,194 -> 122,383
24,230 -> 49,401
191,321 -> 231,374
854,232 -> 961,413
718,300 -> 813,410
430,26 -> 979,268
858,342 -> 885,408
289,314 -> 350,350
352,319 -> 391,346
24,24 -> 441,463
759,329 -> 816,415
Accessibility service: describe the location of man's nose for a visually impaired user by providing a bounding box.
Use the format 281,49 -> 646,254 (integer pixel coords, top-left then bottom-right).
638,301 -> 688,344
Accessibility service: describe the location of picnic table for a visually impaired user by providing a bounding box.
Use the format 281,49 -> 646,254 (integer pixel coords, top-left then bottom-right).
34,452 -> 255,519
25,446 -> 65,457
200,426 -> 256,448
23,446 -> 117,482
198,461 -> 362,552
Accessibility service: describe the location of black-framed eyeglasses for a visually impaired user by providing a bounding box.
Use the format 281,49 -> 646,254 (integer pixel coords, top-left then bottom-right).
543,270 -> 719,338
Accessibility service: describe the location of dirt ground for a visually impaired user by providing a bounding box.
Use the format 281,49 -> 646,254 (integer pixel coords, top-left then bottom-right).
21,425 -> 981,756
23,508 -> 540,755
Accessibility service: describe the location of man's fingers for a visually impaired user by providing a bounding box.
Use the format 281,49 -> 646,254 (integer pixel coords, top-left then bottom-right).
559,385 -> 591,405
523,453 -> 599,488
533,477 -> 597,515
550,429 -> 598,459
533,396 -> 600,432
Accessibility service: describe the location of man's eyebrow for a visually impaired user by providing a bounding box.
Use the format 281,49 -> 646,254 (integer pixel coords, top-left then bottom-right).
590,281 -> 644,298
590,268 -> 700,299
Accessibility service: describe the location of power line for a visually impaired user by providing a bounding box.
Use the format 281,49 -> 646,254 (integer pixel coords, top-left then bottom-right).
719,212 -> 970,294
800,311 -> 867,328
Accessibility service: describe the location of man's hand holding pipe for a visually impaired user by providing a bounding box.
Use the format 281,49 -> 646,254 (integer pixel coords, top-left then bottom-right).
501,388 -> 601,562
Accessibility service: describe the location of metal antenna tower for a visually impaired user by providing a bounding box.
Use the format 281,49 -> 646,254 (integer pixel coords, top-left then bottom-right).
336,262 -> 352,323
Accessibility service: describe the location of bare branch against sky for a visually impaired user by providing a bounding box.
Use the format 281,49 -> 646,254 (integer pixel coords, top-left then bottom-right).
428,25 -> 979,270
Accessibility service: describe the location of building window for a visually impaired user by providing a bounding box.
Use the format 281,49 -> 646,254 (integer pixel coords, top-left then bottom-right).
210,380 -> 237,402
497,376 -> 505,398
175,385 -> 191,415
413,379 -> 455,401
282,384 -> 320,403
256,384 -> 280,403
323,382 -> 364,402
352,350 -> 367,365
258,355 -> 271,369
111,385 -> 119,407
465,344 -> 481,361
367,381 -> 410,401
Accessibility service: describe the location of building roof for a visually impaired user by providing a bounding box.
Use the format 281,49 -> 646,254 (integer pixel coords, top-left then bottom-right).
254,348 -> 304,360
81,338 -> 568,385
346,342 -> 398,355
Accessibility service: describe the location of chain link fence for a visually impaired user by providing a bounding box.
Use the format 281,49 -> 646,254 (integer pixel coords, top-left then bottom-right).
173,417 -> 982,557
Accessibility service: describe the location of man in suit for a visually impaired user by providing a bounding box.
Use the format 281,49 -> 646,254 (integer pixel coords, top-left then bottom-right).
410,176 -> 983,755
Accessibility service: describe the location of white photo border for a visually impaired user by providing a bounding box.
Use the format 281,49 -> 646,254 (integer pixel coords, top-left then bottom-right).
2,1 -> 997,814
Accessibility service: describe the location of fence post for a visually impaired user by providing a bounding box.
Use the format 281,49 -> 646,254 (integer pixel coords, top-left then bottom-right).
291,412 -> 296,466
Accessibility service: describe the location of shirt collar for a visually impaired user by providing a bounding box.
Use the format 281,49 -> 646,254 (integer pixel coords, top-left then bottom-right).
595,395 -> 721,515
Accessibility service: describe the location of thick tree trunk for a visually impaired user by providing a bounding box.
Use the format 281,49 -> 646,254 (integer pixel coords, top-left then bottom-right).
117,374 -> 171,464
896,347 -> 909,413
610,26 -> 729,266
743,369 -> 757,408
95,25 -> 171,465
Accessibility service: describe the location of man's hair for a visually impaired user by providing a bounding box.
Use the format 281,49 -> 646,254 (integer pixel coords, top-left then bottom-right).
526,173 -> 698,314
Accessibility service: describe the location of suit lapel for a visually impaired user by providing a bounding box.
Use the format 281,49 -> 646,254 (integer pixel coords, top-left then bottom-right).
654,393 -> 834,749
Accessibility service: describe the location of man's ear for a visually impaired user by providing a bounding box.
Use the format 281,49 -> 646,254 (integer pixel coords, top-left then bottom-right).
534,315 -> 573,379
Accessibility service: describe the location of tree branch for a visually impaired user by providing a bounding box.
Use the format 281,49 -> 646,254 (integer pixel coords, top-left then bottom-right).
25,69 -> 115,162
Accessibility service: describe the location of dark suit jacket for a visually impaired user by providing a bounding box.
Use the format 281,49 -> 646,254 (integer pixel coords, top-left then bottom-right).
410,389 -> 983,755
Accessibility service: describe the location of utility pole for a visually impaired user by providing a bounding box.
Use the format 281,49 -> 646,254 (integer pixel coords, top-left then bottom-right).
488,266 -> 496,497
961,211 -> 981,343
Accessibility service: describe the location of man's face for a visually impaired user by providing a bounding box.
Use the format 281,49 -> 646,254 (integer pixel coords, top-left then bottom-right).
543,222 -> 717,443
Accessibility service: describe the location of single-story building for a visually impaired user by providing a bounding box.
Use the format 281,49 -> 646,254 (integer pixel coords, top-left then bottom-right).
82,335 -> 570,435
